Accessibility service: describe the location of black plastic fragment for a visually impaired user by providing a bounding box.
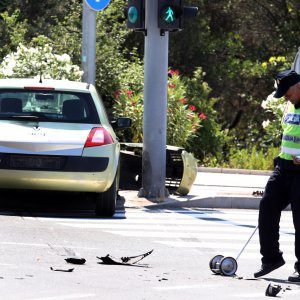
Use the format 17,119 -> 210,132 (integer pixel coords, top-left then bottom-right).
265,282 -> 282,297
65,257 -> 86,265
50,267 -> 74,272
97,249 -> 154,266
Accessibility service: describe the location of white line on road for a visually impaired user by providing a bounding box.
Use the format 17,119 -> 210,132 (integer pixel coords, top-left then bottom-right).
152,284 -> 221,290
0,241 -> 98,250
29,294 -> 96,300
56,222 -> 294,234
101,230 -> 294,241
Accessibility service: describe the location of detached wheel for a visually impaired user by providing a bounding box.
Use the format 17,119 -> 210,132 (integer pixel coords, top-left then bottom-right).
209,255 -> 224,274
219,257 -> 238,276
95,176 -> 117,217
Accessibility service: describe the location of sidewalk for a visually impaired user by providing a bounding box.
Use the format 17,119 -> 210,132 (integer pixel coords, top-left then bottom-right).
119,167 -> 292,210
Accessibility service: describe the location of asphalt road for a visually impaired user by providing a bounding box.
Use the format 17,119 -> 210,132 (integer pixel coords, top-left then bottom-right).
0,207 -> 299,300
0,174 -> 299,299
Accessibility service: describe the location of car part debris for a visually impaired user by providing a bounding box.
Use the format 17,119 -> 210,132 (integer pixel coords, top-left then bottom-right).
97,249 -> 153,266
120,143 -> 197,195
65,257 -> 86,265
252,190 -> 264,196
209,225 -> 258,276
265,282 -> 282,297
50,267 -> 74,272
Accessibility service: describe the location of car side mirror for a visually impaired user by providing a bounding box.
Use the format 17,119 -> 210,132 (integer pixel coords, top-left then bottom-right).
111,117 -> 132,130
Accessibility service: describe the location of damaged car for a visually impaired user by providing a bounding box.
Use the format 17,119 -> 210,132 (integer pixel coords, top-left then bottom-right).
0,78 -> 131,217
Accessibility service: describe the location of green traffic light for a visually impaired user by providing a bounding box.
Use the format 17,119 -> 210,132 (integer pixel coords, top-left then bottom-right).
162,6 -> 176,23
128,6 -> 138,24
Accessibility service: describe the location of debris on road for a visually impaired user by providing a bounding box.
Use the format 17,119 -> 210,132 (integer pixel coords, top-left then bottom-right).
50,267 -> 74,272
252,190 -> 264,196
97,249 -> 153,266
65,257 -> 86,265
265,282 -> 282,297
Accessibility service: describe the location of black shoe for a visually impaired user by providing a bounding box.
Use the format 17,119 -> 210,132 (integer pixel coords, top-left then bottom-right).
254,260 -> 285,278
288,271 -> 300,282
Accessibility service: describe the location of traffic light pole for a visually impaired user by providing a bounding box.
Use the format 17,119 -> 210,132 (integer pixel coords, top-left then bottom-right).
138,0 -> 169,201
82,0 -> 96,85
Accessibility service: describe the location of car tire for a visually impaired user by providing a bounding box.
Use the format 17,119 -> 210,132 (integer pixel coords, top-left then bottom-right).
95,175 -> 117,217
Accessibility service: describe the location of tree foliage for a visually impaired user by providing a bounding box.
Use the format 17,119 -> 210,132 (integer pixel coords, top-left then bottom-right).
1,0 -> 300,164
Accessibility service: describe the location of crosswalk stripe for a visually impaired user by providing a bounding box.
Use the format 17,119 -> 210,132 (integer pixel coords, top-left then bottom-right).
155,240 -> 293,252
55,222 -> 290,231
58,221 -> 295,235
101,230 -> 295,241
43,208 -> 296,264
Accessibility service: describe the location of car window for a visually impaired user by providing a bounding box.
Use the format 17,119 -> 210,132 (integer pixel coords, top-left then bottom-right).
0,89 -> 100,124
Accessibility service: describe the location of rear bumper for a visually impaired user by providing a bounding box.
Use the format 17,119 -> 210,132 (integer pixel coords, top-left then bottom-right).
0,144 -> 120,192
0,153 -> 109,172
0,169 -> 116,192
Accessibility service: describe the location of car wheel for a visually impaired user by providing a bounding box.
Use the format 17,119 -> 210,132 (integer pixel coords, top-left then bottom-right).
95,176 -> 117,217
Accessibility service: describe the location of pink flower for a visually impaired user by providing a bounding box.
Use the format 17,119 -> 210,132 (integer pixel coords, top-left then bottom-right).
189,105 -> 196,111
168,69 -> 180,76
126,90 -> 133,97
199,112 -> 207,120
178,98 -> 188,104
168,83 -> 176,89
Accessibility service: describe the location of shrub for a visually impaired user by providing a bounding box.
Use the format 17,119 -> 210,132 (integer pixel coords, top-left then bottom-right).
112,69 -> 202,146
260,91 -> 286,146
0,43 -> 83,80
219,145 -> 279,170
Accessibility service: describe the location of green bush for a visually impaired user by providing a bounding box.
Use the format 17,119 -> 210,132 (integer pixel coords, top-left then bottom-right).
205,145 -> 280,170
112,69 -> 202,145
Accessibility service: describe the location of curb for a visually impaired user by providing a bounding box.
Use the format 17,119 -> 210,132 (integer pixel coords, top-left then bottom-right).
119,168 -> 278,211
120,191 -> 263,210
197,166 -> 272,176
143,196 -> 263,210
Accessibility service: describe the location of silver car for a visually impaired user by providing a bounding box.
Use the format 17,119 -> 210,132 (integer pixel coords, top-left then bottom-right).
0,78 -> 130,217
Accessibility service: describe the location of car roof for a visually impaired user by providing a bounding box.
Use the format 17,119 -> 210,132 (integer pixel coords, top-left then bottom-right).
0,78 -> 91,92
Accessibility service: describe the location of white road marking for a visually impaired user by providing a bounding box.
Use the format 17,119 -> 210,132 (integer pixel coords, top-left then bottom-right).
57,221 -> 294,235
152,284 -> 222,290
10,208 -> 295,266
0,241 -> 98,250
101,230 -> 294,242
29,294 -> 96,300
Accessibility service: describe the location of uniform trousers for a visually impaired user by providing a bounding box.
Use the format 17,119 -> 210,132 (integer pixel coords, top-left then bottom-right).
258,159 -> 300,271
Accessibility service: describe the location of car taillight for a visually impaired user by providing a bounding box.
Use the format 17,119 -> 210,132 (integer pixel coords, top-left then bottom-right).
84,127 -> 114,147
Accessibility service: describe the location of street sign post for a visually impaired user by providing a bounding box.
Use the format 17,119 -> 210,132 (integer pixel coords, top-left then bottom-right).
85,0 -> 110,11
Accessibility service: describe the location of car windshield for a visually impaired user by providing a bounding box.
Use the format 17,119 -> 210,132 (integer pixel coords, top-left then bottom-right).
0,89 -> 100,124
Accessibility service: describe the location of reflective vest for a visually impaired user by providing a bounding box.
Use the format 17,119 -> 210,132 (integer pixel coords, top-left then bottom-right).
279,103 -> 300,160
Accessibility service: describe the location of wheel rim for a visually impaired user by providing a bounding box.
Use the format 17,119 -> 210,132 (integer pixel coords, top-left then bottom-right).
219,257 -> 237,276
209,255 -> 224,274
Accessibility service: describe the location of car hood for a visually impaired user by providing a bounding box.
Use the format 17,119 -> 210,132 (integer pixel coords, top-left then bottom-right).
0,122 -> 95,155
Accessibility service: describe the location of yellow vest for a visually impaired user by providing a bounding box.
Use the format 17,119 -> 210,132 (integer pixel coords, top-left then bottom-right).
279,103 -> 300,160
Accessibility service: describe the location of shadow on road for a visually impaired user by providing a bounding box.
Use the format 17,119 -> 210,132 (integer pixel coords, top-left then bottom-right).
0,189 -> 127,218
0,189 -> 95,218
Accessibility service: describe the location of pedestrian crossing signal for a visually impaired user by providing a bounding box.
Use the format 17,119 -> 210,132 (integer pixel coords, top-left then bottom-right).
158,0 -> 182,31
124,0 -> 145,31
161,6 -> 179,23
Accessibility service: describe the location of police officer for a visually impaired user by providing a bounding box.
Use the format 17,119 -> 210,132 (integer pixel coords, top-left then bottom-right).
254,70 -> 300,282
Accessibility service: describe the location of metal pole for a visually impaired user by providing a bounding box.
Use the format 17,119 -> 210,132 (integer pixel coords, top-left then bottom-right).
82,0 -> 96,85
138,0 -> 169,201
